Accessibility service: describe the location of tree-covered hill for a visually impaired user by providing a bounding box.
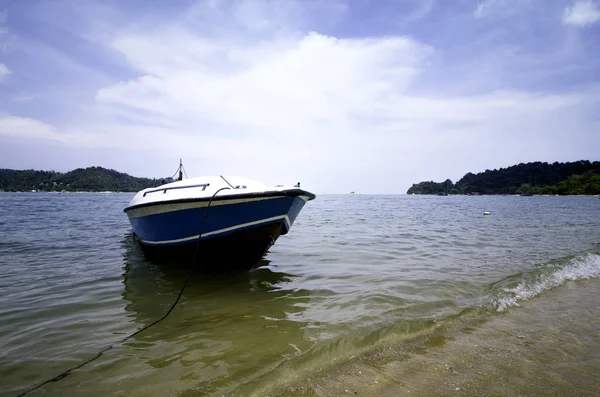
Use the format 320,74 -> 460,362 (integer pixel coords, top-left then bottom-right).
407,160 -> 600,195
0,167 -> 161,192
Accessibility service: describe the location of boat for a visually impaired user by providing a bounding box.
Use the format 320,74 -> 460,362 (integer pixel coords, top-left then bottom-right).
124,161 -> 316,271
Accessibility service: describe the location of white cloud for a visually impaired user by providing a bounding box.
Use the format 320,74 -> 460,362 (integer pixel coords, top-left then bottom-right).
0,63 -> 11,81
0,116 -> 58,141
404,0 -> 435,20
473,0 -> 539,19
98,31 -> 430,135
474,0 -> 491,17
474,0 -> 508,18
563,0 -> 600,26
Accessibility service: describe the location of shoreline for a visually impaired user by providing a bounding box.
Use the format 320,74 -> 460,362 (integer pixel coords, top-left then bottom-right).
1,191 -> 600,196
263,277 -> 600,397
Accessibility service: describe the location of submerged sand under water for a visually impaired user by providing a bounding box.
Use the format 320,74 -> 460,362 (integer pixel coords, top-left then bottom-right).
268,277 -> 600,397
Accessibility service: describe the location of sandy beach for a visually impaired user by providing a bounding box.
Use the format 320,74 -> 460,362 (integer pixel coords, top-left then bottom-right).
269,277 -> 600,397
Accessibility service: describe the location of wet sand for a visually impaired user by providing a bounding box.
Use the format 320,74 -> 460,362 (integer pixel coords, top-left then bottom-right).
267,278 -> 600,397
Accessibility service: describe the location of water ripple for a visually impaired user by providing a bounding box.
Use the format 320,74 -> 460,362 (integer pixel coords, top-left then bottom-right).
0,193 -> 599,396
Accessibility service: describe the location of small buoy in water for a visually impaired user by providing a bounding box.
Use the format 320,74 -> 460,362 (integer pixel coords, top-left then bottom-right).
483,211 -> 490,215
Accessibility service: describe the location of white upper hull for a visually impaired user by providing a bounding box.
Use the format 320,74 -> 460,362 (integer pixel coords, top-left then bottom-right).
125,176 -> 302,212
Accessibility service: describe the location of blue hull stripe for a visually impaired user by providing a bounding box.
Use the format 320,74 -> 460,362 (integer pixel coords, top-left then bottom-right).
140,215 -> 290,245
128,196 -> 307,247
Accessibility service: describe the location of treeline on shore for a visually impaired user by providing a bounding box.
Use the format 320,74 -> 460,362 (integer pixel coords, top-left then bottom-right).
407,160 -> 600,195
0,167 -> 161,192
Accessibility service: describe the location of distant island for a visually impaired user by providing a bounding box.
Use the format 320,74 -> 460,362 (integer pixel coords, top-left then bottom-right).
407,160 -> 600,195
0,166 -> 161,192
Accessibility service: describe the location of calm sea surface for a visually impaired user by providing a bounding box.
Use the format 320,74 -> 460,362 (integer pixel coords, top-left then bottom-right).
1,193 -> 599,396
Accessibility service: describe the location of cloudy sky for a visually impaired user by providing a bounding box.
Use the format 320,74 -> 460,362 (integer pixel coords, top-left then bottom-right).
0,0 -> 599,193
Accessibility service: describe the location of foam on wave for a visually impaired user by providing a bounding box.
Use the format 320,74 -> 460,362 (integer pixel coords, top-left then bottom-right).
493,252 -> 600,312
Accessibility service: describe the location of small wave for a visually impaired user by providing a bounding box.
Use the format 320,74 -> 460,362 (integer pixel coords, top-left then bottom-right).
492,252 -> 600,312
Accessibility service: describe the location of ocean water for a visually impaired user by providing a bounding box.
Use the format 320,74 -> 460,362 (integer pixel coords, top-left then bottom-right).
0,192 -> 599,397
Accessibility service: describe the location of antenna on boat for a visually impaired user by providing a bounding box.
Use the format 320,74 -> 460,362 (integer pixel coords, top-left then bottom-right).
178,158 -> 183,181
220,175 -> 236,189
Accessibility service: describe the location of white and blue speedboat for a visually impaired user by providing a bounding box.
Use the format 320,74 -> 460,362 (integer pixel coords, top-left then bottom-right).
124,162 -> 315,271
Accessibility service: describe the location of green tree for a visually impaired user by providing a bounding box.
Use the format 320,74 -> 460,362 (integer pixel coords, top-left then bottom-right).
406,160 -> 600,195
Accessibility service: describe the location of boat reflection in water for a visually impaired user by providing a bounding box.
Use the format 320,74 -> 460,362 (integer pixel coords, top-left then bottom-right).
117,233 -> 313,396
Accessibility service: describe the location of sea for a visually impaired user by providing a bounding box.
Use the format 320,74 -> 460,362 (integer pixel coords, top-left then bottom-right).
0,192 -> 599,397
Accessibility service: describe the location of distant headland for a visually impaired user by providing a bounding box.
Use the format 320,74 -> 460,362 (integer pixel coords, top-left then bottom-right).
2,161 -> 599,195
0,166 -> 160,192
407,160 -> 600,195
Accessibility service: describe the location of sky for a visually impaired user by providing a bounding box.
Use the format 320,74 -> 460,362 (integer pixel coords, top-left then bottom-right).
0,0 -> 599,194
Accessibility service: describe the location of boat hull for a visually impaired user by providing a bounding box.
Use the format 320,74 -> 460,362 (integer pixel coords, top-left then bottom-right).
135,222 -> 284,272
124,192 -> 311,271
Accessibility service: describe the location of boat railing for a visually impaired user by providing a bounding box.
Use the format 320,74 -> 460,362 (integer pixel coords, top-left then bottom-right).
143,183 -> 210,197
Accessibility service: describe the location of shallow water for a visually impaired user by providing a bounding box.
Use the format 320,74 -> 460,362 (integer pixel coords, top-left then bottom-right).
276,276 -> 600,397
0,193 -> 599,396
